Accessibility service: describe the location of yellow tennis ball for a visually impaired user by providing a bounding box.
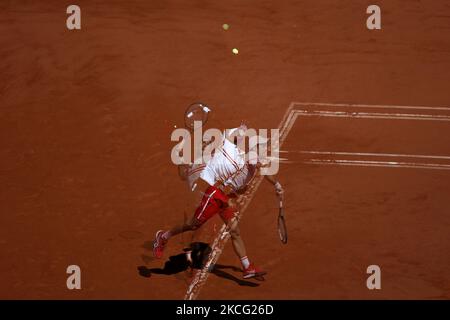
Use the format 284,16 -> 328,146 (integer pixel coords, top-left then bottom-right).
222,23 -> 229,30
232,48 -> 239,55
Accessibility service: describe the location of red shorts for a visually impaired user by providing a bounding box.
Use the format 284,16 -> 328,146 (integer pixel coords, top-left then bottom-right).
194,186 -> 236,225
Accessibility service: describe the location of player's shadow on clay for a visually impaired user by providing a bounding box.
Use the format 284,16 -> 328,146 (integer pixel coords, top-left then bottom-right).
138,242 -> 259,287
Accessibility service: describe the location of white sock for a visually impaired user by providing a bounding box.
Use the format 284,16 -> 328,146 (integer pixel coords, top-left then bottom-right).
240,256 -> 250,269
162,231 -> 171,240
185,251 -> 192,264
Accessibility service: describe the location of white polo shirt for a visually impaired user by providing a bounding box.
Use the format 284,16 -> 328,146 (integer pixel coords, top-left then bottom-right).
200,138 -> 255,192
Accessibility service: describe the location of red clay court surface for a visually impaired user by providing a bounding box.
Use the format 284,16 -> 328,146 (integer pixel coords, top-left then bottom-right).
1,1 -> 449,299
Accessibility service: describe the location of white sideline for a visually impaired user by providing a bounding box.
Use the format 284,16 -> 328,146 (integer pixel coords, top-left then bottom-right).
304,159 -> 450,171
291,101 -> 450,111
296,151 -> 450,160
294,109 -> 450,121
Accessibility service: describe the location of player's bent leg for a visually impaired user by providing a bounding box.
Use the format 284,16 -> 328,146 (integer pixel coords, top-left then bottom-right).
221,213 -> 267,279
228,219 -> 247,259
152,187 -> 220,259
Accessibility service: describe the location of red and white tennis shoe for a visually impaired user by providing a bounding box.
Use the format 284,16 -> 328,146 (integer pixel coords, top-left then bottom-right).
152,230 -> 167,259
243,263 -> 267,279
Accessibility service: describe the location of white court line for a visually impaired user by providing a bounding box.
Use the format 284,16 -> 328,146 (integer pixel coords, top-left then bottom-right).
184,101 -> 450,300
304,159 -> 450,171
294,110 -> 450,121
296,151 -> 450,161
292,101 -> 450,111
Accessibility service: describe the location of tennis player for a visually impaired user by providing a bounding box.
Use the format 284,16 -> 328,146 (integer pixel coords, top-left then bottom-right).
153,124 -> 283,279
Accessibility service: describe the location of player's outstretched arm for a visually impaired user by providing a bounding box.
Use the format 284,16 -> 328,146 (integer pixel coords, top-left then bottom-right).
263,174 -> 284,199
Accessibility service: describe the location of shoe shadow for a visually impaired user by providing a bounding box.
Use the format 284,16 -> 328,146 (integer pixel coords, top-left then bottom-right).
138,242 -> 259,287
138,242 -> 209,278
214,264 -> 242,273
146,253 -> 190,275
211,265 -> 259,287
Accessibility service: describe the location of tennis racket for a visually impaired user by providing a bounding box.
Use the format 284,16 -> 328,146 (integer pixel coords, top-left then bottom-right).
184,102 -> 211,131
178,102 -> 211,179
277,197 -> 288,244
